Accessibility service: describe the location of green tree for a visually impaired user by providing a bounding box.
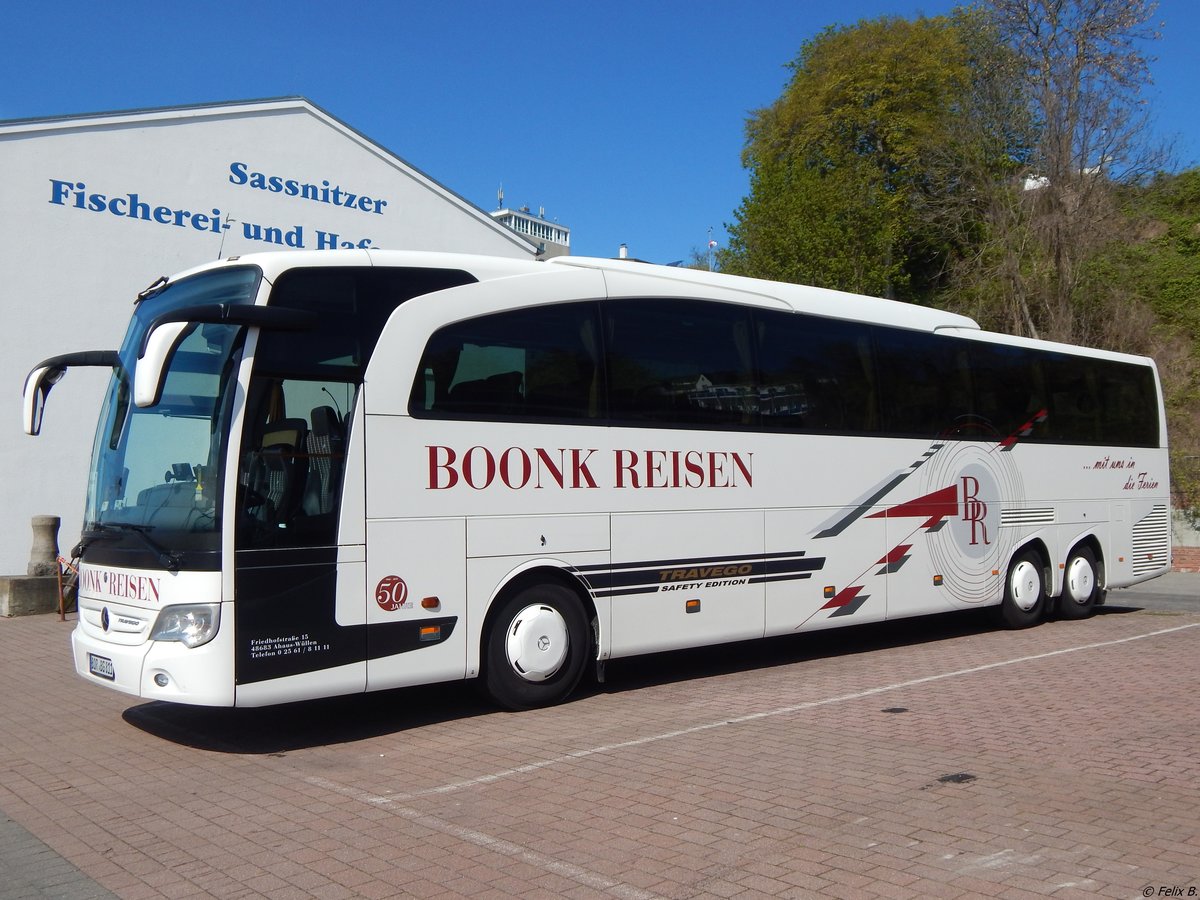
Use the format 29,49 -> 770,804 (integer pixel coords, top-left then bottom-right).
723,12 -> 1022,302
724,155 -> 900,292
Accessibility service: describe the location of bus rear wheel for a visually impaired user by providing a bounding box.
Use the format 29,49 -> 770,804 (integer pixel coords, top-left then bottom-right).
997,550 -> 1045,629
483,582 -> 588,710
1059,546 -> 1100,620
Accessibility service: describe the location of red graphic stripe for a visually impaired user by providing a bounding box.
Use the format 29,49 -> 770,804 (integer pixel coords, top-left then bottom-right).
877,544 -> 913,566
866,484 -> 958,529
821,585 -> 864,610
999,408 -> 1048,450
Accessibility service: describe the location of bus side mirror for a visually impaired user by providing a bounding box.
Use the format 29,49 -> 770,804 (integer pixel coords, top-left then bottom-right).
134,304 -> 317,408
22,351 -> 120,436
134,320 -> 192,408
22,364 -> 64,436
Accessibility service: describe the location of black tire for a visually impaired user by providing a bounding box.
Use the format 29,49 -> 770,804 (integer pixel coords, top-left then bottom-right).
483,582 -> 588,710
1059,546 -> 1100,620
996,550 -> 1046,629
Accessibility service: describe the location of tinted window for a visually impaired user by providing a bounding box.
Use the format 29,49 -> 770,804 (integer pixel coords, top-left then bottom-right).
411,303 -> 602,421
1038,353 -> 1159,447
605,299 -> 756,427
1094,359 -> 1159,447
967,342 -> 1050,441
404,293 -> 1160,449
756,311 -> 878,433
1041,353 -> 1101,444
262,267 -> 475,380
874,329 -> 971,438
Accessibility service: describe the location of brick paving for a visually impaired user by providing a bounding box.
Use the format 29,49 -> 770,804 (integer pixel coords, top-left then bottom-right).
0,600 -> 1197,899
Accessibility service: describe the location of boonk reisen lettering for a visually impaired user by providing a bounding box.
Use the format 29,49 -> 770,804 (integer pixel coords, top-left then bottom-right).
80,569 -> 161,603
427,446 -> 753,490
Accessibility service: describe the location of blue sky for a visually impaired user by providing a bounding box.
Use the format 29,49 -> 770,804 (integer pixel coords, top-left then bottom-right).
3,1 -> 1196,265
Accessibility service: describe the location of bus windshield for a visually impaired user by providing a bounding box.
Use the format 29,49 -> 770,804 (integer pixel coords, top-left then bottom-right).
83,267 -> 261,565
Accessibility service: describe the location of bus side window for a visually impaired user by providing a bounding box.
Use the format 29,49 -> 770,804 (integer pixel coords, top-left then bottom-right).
756,311 -> 877,434
1096,359 -> 1159,448
966,342 -> 1047,441
1043,355 -> 1100,444
605,298 -> 757,427
410,303 -> 601,422
445,349 -> 526,415
874,328 -> 972,439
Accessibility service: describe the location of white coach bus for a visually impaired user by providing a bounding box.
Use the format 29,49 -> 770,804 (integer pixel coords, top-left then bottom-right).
23,250 -> 1171,709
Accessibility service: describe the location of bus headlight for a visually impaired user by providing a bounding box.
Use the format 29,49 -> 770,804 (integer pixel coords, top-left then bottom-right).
150,604 -> 221,648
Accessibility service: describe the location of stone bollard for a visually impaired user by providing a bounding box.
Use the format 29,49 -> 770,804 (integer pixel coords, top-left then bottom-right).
28,515 -> 61,577
1,516 -> 63,616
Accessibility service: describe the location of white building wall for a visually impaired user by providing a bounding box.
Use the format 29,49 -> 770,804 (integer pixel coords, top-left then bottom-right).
0,98 -> 535,576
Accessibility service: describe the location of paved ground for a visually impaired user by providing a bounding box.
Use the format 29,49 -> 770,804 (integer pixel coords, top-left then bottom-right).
0,576 -> 1196,899
1107,571 -> 1200,614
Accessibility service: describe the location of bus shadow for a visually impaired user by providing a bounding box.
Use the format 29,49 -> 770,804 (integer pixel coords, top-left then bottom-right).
584,609 -> 999,699
123,679 -> 493,754
583,603 -> 1142,699
124,605 -> 1141,753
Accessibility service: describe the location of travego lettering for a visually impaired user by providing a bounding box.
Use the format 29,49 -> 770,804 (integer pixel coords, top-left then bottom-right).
426,446 -> 753,491
658,564 -> 753,582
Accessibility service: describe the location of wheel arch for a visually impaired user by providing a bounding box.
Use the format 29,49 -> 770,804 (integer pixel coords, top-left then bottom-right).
1004,537 -> 1052,588
479,562 -> 599,667
1064,533 -> 1105,586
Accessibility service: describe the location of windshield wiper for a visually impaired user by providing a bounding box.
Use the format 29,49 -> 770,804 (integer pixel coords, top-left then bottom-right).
74,523 -> 182,573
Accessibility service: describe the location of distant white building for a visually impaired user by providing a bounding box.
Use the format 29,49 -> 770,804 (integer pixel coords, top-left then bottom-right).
491,205 -> 571,258
0,97 -> 539,576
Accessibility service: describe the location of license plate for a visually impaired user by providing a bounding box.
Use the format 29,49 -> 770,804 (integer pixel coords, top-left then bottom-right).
88,653 -> 115,681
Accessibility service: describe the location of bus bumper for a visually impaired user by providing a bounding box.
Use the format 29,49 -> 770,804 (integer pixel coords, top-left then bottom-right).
72,599 -> 235,706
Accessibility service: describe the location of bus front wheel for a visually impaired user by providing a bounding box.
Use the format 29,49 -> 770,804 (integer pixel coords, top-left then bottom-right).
483,582 -> 588,710
997,550 -> 1045,629
1059,546 -> 1100,620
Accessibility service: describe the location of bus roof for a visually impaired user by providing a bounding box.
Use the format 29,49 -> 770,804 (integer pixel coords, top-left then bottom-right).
550,255 -> 980,333
164,248 -> 982,334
